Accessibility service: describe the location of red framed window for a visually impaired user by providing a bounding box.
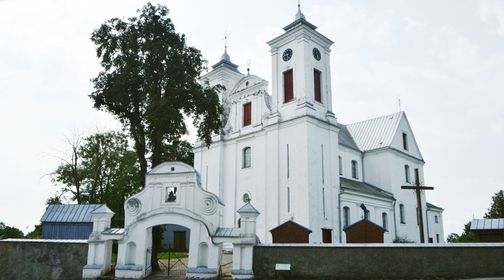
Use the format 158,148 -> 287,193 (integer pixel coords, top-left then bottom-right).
283,69 -> 293,103
243,102 -> 251,126
314,69 -> 322,103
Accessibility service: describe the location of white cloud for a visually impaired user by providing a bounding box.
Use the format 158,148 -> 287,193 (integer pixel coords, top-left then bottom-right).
478,0 -> 504,36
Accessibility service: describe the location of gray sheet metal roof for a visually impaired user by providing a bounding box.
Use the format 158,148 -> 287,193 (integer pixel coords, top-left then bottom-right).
237,203 -> 260,214
338,125 -> 360,151
340,177 -> 394,199
346,112 -> 403,152
40,204 -> 104,223
426,202 -> 444,211
102,228 -> 125,235
470,218 -> 504,230
0,239 -> 88,243
215,227 -> 240,238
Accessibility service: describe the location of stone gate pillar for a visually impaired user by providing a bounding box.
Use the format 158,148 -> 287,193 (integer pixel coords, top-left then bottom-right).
232,203 -> 260,279
82,205 -> 115,279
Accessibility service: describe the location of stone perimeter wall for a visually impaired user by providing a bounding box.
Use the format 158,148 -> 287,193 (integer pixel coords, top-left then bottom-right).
0,239 -> 88,280
253,243 -> 504,279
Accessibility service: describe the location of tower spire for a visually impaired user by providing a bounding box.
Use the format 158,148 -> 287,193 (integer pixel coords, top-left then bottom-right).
211,31 -> 239,72
295,0 -> 305,20
221,32 -> 230,61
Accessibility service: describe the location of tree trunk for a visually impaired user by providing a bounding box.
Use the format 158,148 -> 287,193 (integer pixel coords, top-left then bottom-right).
129,119 -> 148,188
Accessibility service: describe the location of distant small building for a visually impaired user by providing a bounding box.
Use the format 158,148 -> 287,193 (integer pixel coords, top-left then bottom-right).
40,204 -> 104,239
470,218 -> 504,242
270,220 -> 312,243
426,202 -> 444,243
344,219 -> 385,243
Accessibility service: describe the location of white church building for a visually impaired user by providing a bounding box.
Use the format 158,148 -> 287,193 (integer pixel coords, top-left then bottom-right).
194,6 -> 444,244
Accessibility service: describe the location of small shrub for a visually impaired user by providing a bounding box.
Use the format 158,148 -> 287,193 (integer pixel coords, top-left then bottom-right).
393,236 -> 414,243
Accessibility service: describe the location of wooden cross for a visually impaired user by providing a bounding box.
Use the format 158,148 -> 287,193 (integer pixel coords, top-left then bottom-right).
401,168 -> 434,243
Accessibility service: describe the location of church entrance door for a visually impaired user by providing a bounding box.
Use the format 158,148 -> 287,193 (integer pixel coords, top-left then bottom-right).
174,231 -> 187,252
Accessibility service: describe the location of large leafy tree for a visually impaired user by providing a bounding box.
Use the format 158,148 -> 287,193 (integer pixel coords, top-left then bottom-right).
90,3 -> 223,188
90,4 -> 223,270
484,190 -> 504,219
52,131 -> 141,227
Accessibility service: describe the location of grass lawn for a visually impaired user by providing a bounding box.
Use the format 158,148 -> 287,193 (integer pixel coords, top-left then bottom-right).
157,251 -> 188,259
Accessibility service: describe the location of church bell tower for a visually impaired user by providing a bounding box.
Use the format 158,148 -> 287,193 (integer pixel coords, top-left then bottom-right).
267,5 -> 336,124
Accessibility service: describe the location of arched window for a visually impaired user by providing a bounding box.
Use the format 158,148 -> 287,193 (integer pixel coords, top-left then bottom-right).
343,206 -> 350,228
351,160 -> 358,179
399,204 -> 405,224
242,147 -> 251,168
382,212 -> 388,231
242,193 -> 251,203
404,165 -> 410,183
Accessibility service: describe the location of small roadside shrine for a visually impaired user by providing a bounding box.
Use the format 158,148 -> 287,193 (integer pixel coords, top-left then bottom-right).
270,220 -> 312,243
82,161 -> 260,279
344,219 -> 385,243
470,218 -> 504,242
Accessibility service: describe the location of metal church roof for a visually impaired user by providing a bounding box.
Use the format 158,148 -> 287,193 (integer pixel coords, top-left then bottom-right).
215,227 -> 240,238
237,203 -> 260,214
338,125 -> 360,151
346,112 -> 403,152
40,204 -> 104,223
426,202 -> 444,211
470,218 -> 504,230
340,177 -> 394,199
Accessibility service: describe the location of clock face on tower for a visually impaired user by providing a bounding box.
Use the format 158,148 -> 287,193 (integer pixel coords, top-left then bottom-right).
282,48 -> 293,61
312,48 -> 321,61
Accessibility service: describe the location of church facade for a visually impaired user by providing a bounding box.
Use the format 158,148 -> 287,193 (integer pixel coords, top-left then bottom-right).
194,7 -> 444,244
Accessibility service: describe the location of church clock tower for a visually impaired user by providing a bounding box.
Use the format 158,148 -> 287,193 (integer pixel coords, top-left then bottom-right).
262,6 -> 341,244
267,5 -> 336,124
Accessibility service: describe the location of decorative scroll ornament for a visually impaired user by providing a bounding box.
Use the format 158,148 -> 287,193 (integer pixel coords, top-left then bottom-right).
126,198 -> 142,216
201,195 -> 218,215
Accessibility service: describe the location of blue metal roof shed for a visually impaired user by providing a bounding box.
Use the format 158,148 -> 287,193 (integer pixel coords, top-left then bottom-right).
40,204 -> 103,239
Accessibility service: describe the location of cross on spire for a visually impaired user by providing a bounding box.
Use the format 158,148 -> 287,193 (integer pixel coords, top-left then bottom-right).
223,31 -> 229,52
401,168 -> 435,243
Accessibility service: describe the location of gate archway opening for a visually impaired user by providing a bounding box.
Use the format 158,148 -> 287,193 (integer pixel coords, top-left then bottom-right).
152,223 -> 191,277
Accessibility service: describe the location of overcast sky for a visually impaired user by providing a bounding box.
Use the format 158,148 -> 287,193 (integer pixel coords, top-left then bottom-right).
1,0 -> 503,238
